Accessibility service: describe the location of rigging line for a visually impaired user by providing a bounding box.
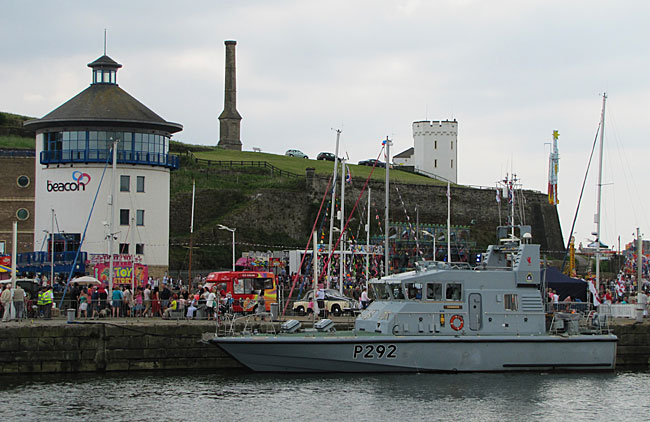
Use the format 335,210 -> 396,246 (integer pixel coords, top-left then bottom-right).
320,145 -> 385,280
608,106 -> 649,232
561,122 -> 602,272
394,185 -> 421,258
58,149 -> 113,309
282,175 -> 333,317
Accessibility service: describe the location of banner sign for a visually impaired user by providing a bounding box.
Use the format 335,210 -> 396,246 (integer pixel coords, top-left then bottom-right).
93,262 -> 148,288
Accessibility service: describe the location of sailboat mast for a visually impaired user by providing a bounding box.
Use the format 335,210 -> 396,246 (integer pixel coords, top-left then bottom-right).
384,137 -> 391,276
339,159 -> 346,294
188,179 -> 195,292
327,130 -> 341,286
595,93 -> 607,292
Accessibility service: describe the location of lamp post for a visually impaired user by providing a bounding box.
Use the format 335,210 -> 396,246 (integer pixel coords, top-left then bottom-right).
421,230 -> 436,262
218,224 -> 236,271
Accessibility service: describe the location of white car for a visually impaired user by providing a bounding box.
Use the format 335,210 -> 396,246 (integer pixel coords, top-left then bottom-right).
285,149 -> 308,159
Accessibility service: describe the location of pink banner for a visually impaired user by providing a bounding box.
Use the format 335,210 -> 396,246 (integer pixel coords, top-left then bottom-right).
94,262 -> 148,288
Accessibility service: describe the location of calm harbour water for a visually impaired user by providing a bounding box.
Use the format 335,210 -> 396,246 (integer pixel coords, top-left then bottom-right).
1,369 -> 648,421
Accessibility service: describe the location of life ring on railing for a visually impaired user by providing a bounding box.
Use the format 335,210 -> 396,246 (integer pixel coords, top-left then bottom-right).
450,315 -> 464,331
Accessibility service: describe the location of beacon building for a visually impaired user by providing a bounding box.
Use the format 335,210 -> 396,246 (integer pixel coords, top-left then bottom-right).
24,55 -> 182,278
412,120 -> 458,184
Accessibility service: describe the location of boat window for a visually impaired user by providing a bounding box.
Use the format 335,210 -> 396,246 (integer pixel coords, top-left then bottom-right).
426,283 -> 442,300
371,283 -> 390,300
504,294 -> 518,311
445,283 -> 462,301
392,284 -> 405,300
405,283 -> 422,299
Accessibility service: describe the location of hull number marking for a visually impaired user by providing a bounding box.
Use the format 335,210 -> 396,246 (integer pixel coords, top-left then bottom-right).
353,344 -> 397,359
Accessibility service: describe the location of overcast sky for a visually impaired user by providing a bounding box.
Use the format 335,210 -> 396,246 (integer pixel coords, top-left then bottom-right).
2,0 -> 650,250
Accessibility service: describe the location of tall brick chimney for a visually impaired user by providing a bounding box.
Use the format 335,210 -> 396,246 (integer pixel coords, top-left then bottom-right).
218,40 -> 242,150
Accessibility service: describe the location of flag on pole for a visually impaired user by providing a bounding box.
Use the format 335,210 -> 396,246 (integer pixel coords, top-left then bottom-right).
446,183 -> 451,200
616,273 -> 625,296
496,188 -> 501,203
588,280 -> 601,306
345,165 -> 351,184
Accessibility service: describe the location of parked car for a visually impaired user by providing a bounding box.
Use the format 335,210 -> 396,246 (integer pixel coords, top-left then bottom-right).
358,158 -> 385,168
293,289 -> 358,316
285,149 -> 308,159
316,152 -> 341,161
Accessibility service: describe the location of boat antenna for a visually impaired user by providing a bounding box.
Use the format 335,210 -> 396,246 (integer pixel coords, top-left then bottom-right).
104,28 -> 107,55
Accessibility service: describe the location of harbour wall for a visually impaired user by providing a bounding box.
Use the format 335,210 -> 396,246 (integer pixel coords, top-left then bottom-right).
0,320 -> 648,374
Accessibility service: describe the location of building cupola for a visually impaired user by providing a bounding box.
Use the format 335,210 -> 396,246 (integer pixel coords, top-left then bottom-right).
88,55 -> 122,85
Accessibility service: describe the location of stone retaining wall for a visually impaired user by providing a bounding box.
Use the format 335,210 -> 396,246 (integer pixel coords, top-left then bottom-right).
611,322 -> 650,366
1,320 -> 647,374
0,322 -> 239,374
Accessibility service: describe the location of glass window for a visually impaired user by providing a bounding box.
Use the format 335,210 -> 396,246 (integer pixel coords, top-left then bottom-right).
120,209 -> 130,226
371,283 -> 390,300
136,243 -> 144,255
445,283 -> 462,301
17,175 -> 30,188
16,208 -> 29,221
504,294 -> 518,311
119,243 -> 129,254
136,210 -> 144,226
136,176 -> 145,192
120,175 -> 130,192
451,141 -> 454,150
0,241 -> 5,254
426,283 -> 442,300
391,284 -> 405,299
451,159 -> 454,169
405,283 -> 422,299
434,159 -> 437,168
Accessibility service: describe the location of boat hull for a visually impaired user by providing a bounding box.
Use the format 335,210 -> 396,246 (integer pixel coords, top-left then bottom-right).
209,334 -> 617,373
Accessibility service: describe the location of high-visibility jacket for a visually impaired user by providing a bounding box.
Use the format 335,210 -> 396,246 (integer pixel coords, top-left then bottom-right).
42,290 -> 53,305
37,291 -> 45,306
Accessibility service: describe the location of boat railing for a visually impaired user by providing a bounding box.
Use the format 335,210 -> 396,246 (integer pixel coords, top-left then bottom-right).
547,304 -> 611,335
215,312 -> 277,337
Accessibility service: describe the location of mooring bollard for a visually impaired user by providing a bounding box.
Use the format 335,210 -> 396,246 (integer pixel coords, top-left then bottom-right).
67,308 -> 75,323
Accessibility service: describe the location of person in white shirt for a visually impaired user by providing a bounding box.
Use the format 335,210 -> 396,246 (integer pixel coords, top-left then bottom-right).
360,288 -> 370,310
206,289 -> 216,320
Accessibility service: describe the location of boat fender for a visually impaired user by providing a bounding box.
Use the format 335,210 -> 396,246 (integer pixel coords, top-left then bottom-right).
392,325 -> 400,335
450,315 -> 464,331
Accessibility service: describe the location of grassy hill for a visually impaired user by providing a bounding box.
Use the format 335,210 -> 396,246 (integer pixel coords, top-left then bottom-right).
0,111 -> 35,149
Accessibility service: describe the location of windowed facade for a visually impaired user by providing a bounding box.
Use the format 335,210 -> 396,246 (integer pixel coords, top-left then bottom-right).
136,176 -> 145,192
41,130 -> 176,168
120,175 -> 130,192
120,209 -> 130,226
136,210 -> 145,226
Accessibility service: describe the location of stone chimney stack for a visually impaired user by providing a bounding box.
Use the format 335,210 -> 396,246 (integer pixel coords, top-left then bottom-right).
218,40 -> 242,150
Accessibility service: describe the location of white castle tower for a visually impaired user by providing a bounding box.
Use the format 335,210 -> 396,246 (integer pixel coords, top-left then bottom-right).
412,119 -> 458,183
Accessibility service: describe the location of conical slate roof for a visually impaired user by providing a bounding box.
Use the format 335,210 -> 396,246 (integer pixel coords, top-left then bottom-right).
25,84 -> 182,133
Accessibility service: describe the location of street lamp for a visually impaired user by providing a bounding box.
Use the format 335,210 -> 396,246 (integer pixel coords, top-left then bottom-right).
421,230 -> 435,262
218,224 -> 236,271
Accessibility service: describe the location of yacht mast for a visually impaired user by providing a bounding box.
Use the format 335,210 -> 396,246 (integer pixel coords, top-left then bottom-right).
384,137 -> 391,276
327,130 -> 341,286
595,93 -> 607,292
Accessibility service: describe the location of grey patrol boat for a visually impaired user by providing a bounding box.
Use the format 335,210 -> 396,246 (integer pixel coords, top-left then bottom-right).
209,225 -> 617,373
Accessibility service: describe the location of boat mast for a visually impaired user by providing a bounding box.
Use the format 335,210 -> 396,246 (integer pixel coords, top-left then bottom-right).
595,93 -> 606,292
108,139 -> 118,298
366,187 -> 371,289
188,179 -> 195,292
327,130 -> 341,287
384,137 -> 391,276
339,158 -> 346,294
